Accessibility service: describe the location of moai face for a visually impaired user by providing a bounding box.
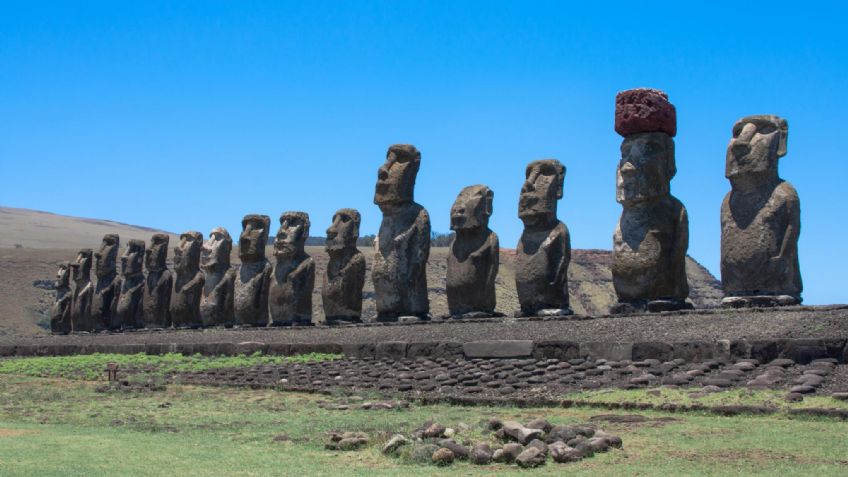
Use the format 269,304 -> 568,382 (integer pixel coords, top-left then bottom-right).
201,227 -> 232,270
518,160 -> 565,223
326,209 -> 360,252
374,144 -> 421,209
616,132 -> 676,205
274,212 -> 310,259
451,185 -> 493,232
174,231 -> 203,273
94,234 -> 119,278
56,262 -> 71,288
122,240 -> 145,276
144,234 -> 169,273
726,115 -> 787,180
239,215 -> 271,262
71,249 -> 92,282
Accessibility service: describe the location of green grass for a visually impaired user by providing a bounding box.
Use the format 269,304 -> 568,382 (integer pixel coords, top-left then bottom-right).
0,374 -> 847,476
0,352 -> 341,380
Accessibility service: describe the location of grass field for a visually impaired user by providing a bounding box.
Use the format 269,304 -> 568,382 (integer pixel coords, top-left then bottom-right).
1,355 -> 847,476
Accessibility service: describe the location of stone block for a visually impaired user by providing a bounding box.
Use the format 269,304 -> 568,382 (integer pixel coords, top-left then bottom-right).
532,341 -> 580,360
632,341 -> 673,361
463,340 -> 533,359
580,342 -> 633,361
375,341 -> 408,359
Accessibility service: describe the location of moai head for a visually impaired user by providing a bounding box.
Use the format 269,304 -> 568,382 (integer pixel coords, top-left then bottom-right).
452,185 -> 493,232
274,211 -> 310,259
239,214 -> 271,262
94,234 -> 119,278
144,234 -> 169,273
518,159 -> 565,226
201,227 -> 232,271
174,231 -> 203,273
56,261 -> 71,289
122,240 -> 145,277
616,133 -> 676,205
71,249 -> 92,283
374,144 -> 421,210
726,115 -> 788,182
326,208 -> 360,253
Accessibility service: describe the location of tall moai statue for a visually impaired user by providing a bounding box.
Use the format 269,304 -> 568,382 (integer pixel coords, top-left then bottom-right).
721,115 -> 801,307
611,88 -> 691,314
269,212 -> 315,326
372,144 -> 431,321
50,261 -> 73,334
200,227 -> 236,327
322,209 -> 366,324
143,234 -> 172,329
171,231 -> 205,328
234,214 -> 272,327
117,239 -> 146,329
515,160 -> 572,317
91,234 -> 120,331
447,185 -> 499,317
70,249 -> 94,332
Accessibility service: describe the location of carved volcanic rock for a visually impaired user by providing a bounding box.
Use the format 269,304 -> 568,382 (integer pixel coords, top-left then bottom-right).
615,88 -> 677,137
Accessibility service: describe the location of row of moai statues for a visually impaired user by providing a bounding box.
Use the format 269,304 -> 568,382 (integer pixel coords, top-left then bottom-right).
50,87 -> 802,332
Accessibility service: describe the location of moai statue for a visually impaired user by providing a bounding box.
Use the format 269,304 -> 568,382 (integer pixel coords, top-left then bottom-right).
50,262 -> 72,334
515,161 -> 572,317
721,115 -> 801,307
234,214 -> 272,327
171,231 -> 205,328
143,234 -> 172,329
372,144 -> 431,321
447,185 -> 499,317
91,234 -> 120,331
117,240 -> 146,329
611,88 -> 691,314
322,208 -> 366,324
269,212 -> 315,326
200,227 -> 236,327
70,249 -> 93,332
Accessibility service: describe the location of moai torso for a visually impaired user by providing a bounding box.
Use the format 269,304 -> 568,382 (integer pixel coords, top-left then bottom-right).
514,160 -> 571,316
171,231 -> 205,328
720,115 -> 801,303
91,234 -> 120,331
447,185 -> 499,316
322,209 -> 365,324
50,262 -> 72,334
372,144 -> 430,321
143,234 -> 172,329
117,240 -> 146,329
611,89 -> 689,311
234,215 -> 272,327
269,212 -> 315,326
200,227 -> 235,327
70,250 -> 93,332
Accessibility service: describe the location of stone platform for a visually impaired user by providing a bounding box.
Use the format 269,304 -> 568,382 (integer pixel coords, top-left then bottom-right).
2,305 -> 847,364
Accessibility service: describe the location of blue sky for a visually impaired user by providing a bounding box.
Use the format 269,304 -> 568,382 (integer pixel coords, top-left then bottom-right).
1,1 -> 845,304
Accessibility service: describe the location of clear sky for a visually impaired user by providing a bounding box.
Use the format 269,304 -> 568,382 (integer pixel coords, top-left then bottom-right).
1,1 -> 845,304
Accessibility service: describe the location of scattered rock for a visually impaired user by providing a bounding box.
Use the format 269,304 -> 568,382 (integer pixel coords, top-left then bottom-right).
422,423 -> 447,439
496,442 -> 524,463
832,392 -> 848,401
432,447 -> 455,466
382,434 -> 408,455
436,439 -> 468,460
516,446 -> 546,468
470,443 -> 493,465
550,441 -> 583,463
527,438 -> 549,456
526,418 -> 553,433
502,421 -> 544,444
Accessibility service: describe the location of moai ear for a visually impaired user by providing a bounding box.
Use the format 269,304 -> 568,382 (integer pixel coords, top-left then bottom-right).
665,136 -> 677,180
484,188 -> 494,217
555,163 -> 566,200
776,117 -> 789,158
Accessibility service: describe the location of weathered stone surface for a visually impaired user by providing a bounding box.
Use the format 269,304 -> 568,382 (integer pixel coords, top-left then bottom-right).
464,340 -> 533,359
200,227 -> 235,327
381,434 -> 408,455
516,446 -> 546,468
234,215 -> 272,327
269,212 -> 314,326
432,447 -> 455,466
91,234 -> 120,331
143,234 -> 172,329
322,209 -> 365,324
612,92 -> 689,313
50,262 -> 72,334
470,443 -> 493,464
171,231 -> 205,328
70,249 -> 93,332
550,441 -> 583,463
721,115 -> 802,305
372,144 -> 430,321
117,240 -> 145,329
515,159 -> 571,316
447,185 -> 499,316
495,443 -> 524,463
615,88 -> 677,137
502,421 -> 544,445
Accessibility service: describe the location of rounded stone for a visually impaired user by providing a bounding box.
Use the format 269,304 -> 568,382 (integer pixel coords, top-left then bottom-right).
615,88 -> 677,137
431,447 -> 455,466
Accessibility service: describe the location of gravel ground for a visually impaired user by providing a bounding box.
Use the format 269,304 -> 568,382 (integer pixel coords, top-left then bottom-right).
4,305 -> 847,347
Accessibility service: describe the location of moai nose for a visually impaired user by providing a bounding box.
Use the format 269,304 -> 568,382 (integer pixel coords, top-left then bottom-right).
732,143 -> 751,158
620,161 -> 637,175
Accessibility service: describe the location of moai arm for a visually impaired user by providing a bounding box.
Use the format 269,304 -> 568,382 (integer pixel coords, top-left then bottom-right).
549,224 -> 570,289
290,258 -> 315,294
258,264 -> 272,323
776,188 -> 801,263
673,203 -> 690,297
411,208 -> 431,276
485,232 -> 500,292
